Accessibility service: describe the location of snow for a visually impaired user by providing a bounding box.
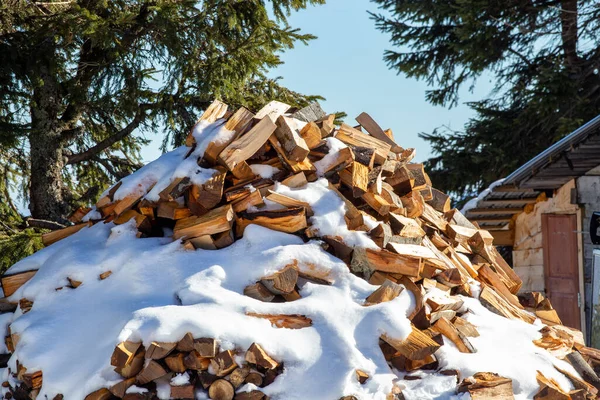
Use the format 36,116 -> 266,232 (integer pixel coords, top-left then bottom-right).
460,178 -> 506,214
250,164 -> 280,179
5,222 -> 412,400
170,372 -> 190,386
272,179 -> 378,249
96,121 -> 230,205
126,385 -> 148,394
313,137 -> 348,177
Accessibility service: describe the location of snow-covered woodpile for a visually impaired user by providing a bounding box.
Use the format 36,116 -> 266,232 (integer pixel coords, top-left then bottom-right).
2,100 -> 600,400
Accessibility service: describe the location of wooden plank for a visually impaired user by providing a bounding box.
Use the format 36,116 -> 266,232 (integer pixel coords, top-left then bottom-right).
335,123 -> 391,164
218,117 -> 277,171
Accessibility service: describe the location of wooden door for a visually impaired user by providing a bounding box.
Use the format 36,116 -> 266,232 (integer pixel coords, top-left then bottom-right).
542,214 -> 581,329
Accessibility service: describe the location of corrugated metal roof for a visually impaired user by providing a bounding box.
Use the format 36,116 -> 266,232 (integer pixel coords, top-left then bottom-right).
464,114 -> 600,231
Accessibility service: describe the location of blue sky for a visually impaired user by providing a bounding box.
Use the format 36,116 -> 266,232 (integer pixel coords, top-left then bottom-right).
142,0 -> 494,163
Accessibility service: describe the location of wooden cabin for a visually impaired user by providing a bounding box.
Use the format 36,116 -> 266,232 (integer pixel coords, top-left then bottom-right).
464,115 -> 600,347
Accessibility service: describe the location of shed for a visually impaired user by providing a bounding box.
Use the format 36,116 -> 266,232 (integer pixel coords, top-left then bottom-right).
464,115 -> 600,347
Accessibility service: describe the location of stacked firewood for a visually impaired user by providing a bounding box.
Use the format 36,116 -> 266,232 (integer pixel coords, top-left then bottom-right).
3,99 -> 600,400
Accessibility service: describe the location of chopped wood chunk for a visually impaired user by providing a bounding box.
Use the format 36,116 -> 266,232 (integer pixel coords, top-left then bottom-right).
364,279 -> 404,306
22,370 -> 42,389
274,115 -> 310,161
184,350 -> 210,371
229,366 -> 250,389
210,350 -> 238,377
85,388 -> 112,400
351,247 -> 421,279
203,107 -> 254,164
355,112 -> 401,152
355,369 -> 369,384
109,377 -> 136,398
266,190 -> 313,216
99,271 -> 112,280
165,352 -> 187,373
173,204 -> 235,240
432,317 -> 476,353
42,222 -> 91,246
244,282 -> 276,302
458,372 -> 514,400
255,100 -> 291,121
260,264 -> 298,295
136,360 -> 168,385
234,390 -> 265,400
170,384 -> 195,399
382,326 -> 441,360
145,341 -> 177,360
336,123 -> 391,164
299,122 -> 323,149
1,270 -> 37,297
235,207 -> 307,236
281,172 -> 308,188
246,342 -> 279,370
208,379 -> 234,400
219,117 -> 277,171
194,337 -> 218,358
111,341 -> 142,370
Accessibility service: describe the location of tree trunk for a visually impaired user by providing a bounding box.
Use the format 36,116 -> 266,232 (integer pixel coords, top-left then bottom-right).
28,65 -> 69,224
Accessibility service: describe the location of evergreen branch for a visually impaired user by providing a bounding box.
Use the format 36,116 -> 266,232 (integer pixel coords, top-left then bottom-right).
26,218 -> 65,230
66,104 -> 152,165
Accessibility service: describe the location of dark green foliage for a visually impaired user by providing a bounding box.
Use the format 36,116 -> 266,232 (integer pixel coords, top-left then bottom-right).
0,230 -> 44,275
371,0 -> 600,201
0,0 -> 325,223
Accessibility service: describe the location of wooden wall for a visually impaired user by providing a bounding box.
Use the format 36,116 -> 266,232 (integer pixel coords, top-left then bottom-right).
512,179 -> 579,293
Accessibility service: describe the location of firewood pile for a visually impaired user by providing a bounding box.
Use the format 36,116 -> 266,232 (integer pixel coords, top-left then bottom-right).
2,99 -> 600,400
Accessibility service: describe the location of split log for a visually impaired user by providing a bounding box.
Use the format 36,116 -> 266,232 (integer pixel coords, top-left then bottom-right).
355,112 -> 401,152
255,100 -> 291,121
42,222 -> 91,246
109,377 -> 136,398
274,116 -> 310,161
244,283 -> 275,302
260,265 -> 298,295
351,248 -> 421,279
382,326 -> 441,360
211,350 -> 238,377
1,270 -> 37,297
170,384 -> 195,399
246,343 -> 279,369
235,207 -> 307,236
203,107 -> 255,164
299,122 -> 323,149
335,123 -> 391,164
173,204 -> 235,240
431,317 -> 476,353
194,338 -> 218,358
458,372 -> 514,400
364,279 -> 404,306
208,379 -> 234,400
145,341 -> 176,360
219,117 -> 277,171
136,360 -> 168,385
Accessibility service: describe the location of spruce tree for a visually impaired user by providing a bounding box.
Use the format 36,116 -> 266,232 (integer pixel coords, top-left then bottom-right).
370,1 -> 600,201
0,0 -> 324,225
